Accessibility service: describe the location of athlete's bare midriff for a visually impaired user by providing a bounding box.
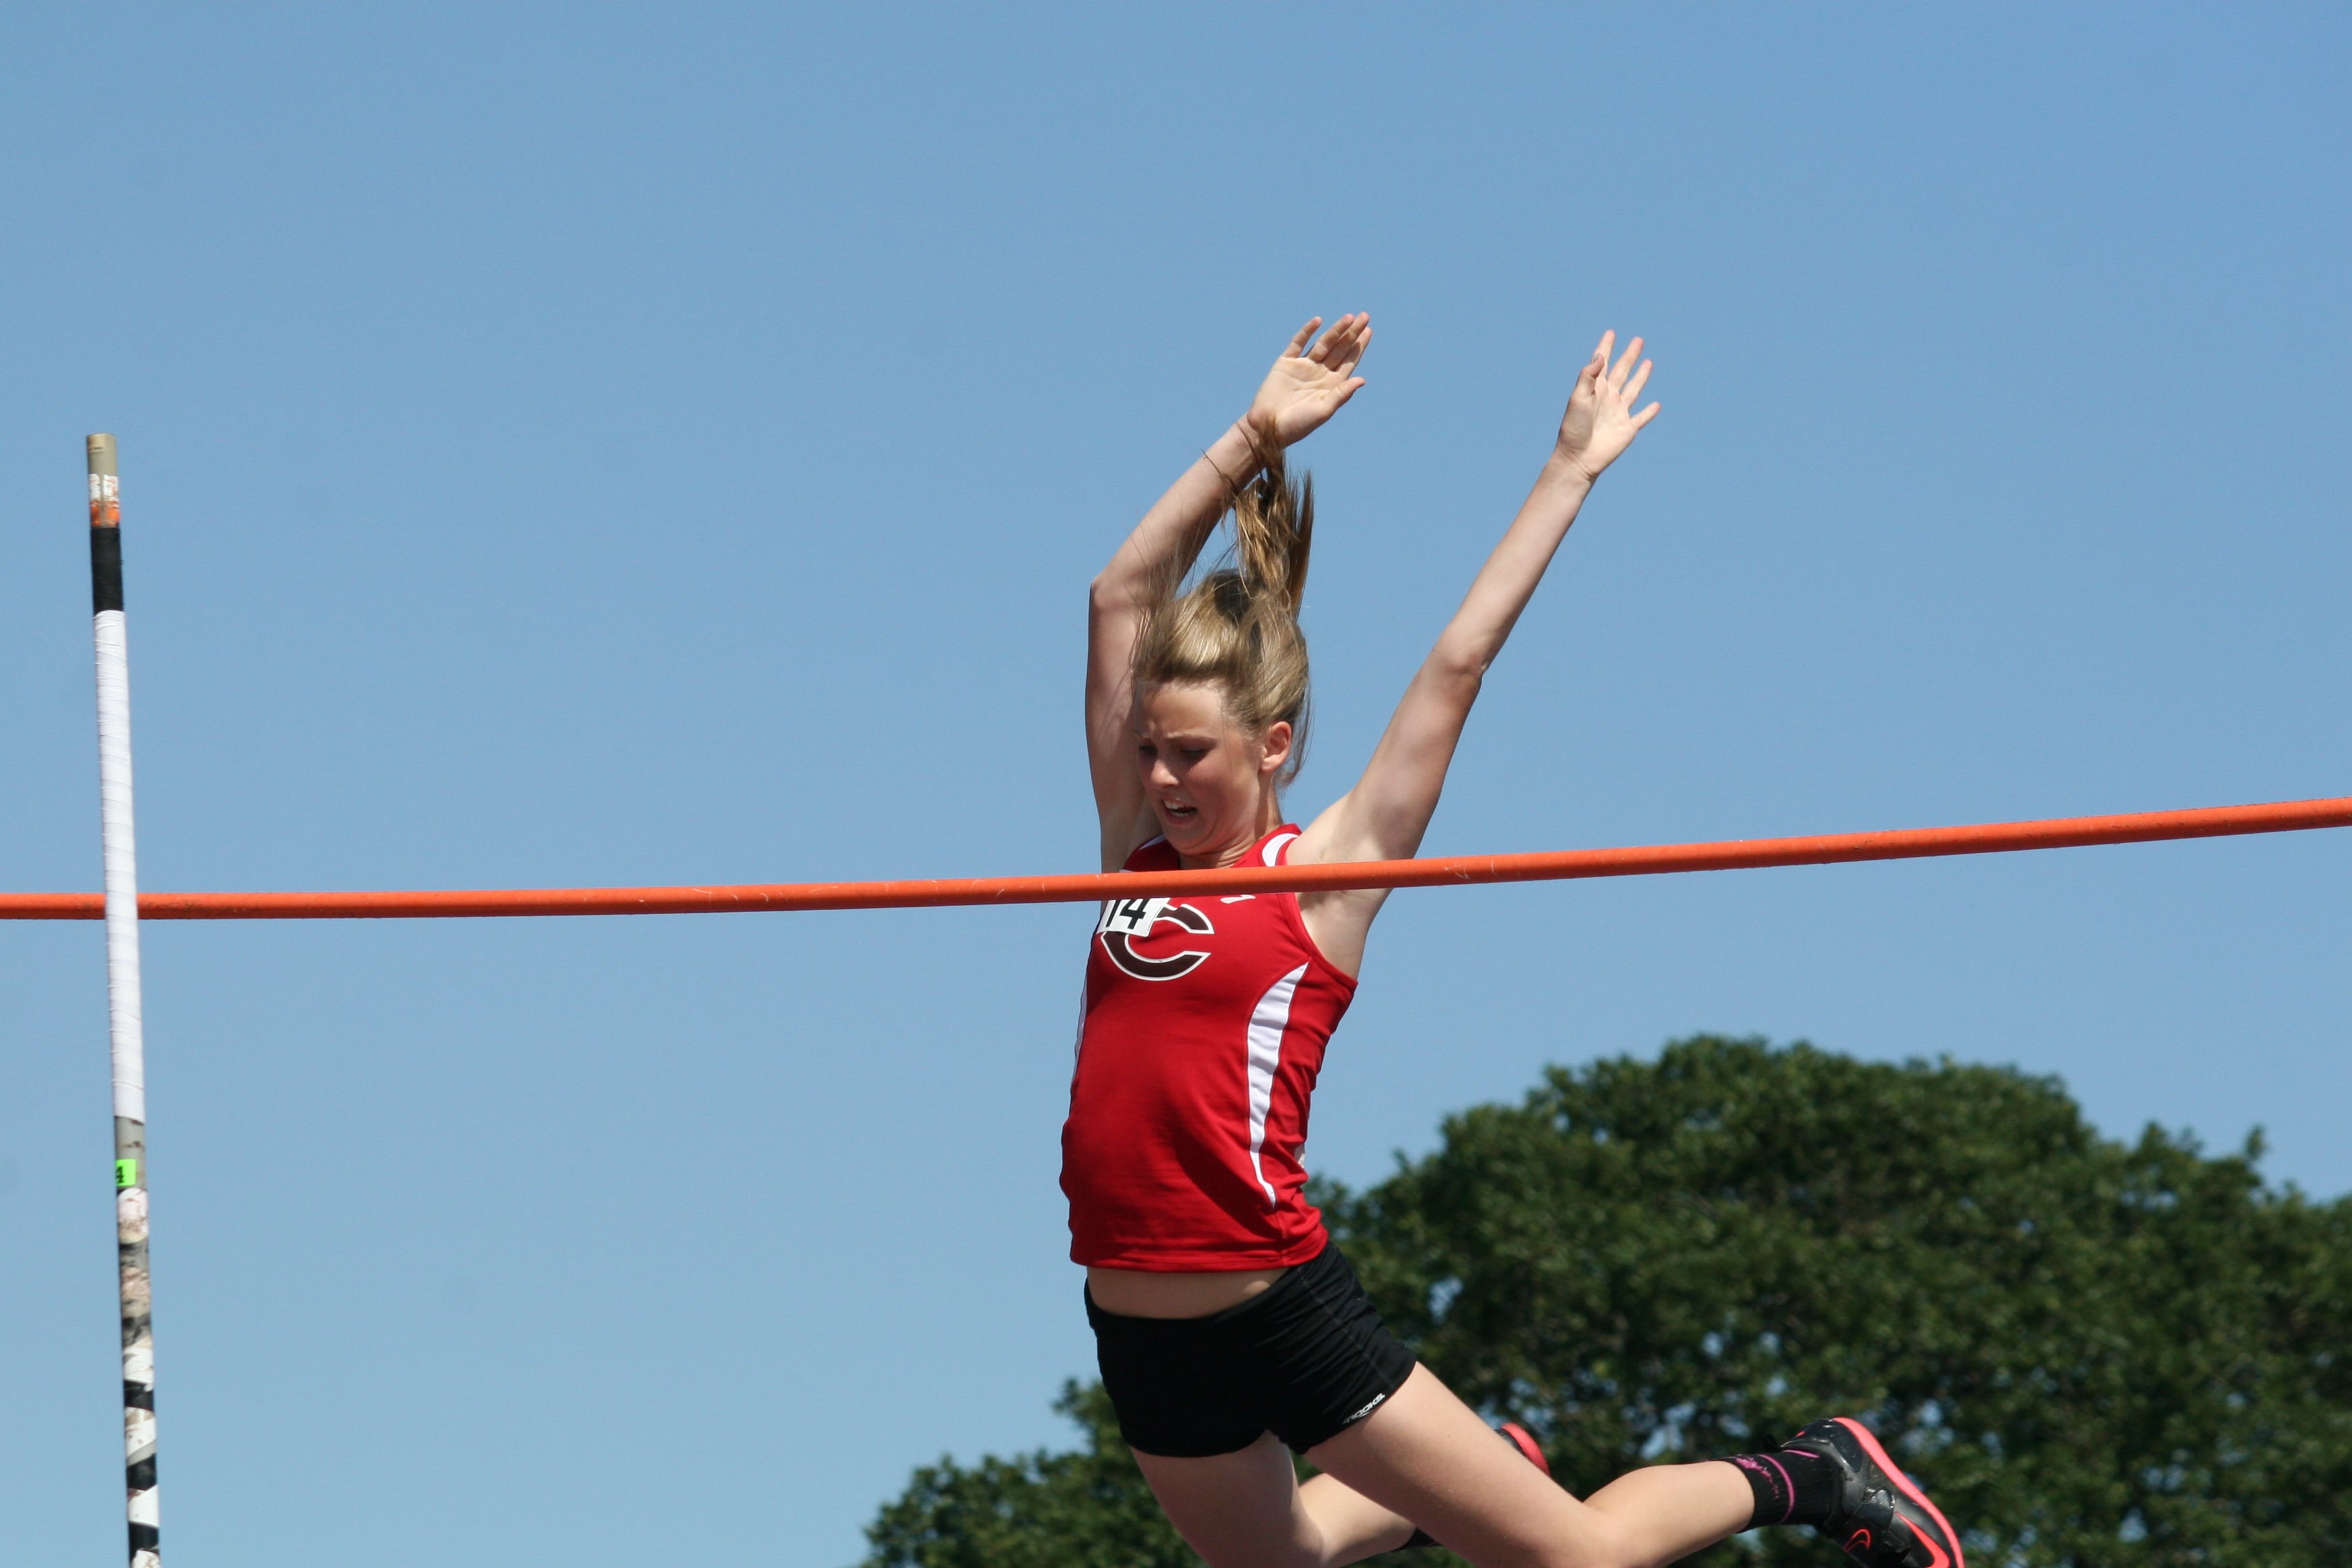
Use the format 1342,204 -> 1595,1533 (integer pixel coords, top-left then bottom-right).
1087,1264 -> 1291,1318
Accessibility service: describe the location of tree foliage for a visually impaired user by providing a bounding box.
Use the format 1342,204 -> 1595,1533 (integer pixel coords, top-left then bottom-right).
863,1038 -> 2352,1567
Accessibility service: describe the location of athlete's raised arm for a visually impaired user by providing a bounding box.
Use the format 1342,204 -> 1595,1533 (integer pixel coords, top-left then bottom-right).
1296,330 -> 1658,970
1087,313 -> 1371,869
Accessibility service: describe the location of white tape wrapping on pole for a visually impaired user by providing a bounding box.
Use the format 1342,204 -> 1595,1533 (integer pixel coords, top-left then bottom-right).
89,431 -> 161,1568
94,608 -> 147,1126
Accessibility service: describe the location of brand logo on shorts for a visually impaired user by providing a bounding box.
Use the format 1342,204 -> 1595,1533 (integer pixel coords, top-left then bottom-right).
1097,897 -> 1213,981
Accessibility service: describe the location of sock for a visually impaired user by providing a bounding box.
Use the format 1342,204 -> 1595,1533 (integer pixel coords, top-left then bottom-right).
1726,1444 -> 1841,1530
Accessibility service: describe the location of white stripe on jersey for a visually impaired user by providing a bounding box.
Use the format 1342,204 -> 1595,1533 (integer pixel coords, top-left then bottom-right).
1245,963 -> 1310,1208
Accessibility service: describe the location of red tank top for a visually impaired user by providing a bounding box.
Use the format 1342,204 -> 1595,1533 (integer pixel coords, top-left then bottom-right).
1061,826 -> 1358,1270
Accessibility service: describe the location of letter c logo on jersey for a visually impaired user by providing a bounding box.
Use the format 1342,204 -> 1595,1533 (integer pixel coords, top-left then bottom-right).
1096,897 -> 1214,981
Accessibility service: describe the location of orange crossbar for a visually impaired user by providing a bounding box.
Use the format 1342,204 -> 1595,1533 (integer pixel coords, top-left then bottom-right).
2,795 -> 2347,922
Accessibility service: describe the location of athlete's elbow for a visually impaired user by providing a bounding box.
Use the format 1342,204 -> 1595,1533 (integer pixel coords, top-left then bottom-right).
1427,622 -> 1497,677
1090,570 -> 1144,620
1424,646 -> 1490,694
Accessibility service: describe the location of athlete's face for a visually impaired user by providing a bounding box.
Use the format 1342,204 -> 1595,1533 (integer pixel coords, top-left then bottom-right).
1132,681 -> 1291,865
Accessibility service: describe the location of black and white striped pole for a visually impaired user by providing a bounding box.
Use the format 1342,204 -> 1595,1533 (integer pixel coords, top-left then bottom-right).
88,434 -> 160,1568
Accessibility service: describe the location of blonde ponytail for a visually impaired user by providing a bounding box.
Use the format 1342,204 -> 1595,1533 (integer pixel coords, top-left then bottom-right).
1132,424 -> 1315,786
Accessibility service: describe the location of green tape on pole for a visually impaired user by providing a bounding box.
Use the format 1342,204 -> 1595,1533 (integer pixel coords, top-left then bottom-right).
115,1159 -> 138,1189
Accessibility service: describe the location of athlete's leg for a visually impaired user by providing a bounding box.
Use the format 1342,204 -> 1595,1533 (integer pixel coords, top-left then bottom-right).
1133,1432 -> 1418,1568
1295,1470 -> 1420,1561
1305,1366 -> 1752,1568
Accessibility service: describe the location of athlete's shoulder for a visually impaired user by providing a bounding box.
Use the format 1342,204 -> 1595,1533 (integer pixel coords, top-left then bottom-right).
1256,825 -> 1303,867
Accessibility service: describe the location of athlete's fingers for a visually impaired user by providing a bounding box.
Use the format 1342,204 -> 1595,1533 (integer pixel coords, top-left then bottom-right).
1322,313 -> 1365,366
1610,336 -> 1645,390
1336,317 -> 1373,374
1630,400 -> 1663,430
1622,358 -> 1653,404
1285,317 -> 1323,358
1310,314 -> 1352,364
1578,335 -> 1609,390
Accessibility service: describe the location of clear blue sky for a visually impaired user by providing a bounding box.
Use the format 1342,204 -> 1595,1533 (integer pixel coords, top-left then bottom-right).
3,6 -> 2346,1565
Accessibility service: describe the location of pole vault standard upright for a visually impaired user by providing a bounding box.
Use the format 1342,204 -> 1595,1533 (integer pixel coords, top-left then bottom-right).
88,434 -> 161,1568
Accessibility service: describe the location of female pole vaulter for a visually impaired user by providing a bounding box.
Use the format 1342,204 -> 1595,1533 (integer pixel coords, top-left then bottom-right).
1064,314 -> 1964,1568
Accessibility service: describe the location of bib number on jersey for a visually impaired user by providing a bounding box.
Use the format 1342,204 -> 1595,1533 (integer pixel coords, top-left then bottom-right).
1097,897 -> 1214,981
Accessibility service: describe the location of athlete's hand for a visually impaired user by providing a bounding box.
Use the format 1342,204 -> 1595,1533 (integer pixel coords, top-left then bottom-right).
1554,331 -> 1660,481
1244,314 -> 1372,448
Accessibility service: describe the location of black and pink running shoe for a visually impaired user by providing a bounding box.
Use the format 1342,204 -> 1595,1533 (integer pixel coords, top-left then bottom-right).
1782,1418 -> 1965,1568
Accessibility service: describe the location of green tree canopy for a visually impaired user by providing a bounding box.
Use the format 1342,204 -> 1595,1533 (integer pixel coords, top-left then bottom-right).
865,1038 -> 2352,1567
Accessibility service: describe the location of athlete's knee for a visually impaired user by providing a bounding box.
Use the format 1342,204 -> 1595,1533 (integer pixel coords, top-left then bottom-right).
1569,1537 -> 1678,1568
1183,1534 -> 1329,1568
1510,1524 -> 1660,1568
1158,1498 -> 1330,1568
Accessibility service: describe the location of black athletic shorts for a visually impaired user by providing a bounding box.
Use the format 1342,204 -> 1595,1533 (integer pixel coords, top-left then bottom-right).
1085,1239 -> 1420,1457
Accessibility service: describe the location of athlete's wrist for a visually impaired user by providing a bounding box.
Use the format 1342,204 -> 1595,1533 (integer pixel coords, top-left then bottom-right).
1538,448 -> 1598,495
1204,420 -> 1269,491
